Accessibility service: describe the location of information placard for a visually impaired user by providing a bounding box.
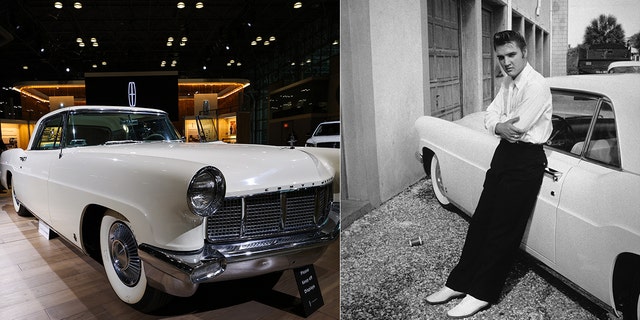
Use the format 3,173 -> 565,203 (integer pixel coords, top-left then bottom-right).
293,265 -> 324,317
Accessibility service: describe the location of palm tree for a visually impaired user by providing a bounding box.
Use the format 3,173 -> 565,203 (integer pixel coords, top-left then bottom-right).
583,14 -> 626,46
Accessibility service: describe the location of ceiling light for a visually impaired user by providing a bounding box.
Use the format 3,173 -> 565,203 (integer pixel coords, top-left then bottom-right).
54,2 -> 63,9
225,45 -> 230,50
332,40 -> 339,45
177,2 -> 185,9
168,36 -> 174,42
306,58 -> 311,63
22,65 -> 28,70
167,42 -> 173,46
79,42 -> 85,47
92,42 -> 98,47
102,61 -> 107,66
293,2 -> 302,9
182,36 -> 188,42
256,36 -> 262,41
76,37 -> 83,43
92,64 -> 97,68
291,62 -> 296,66
40,48 -> 45,53
90,37 -> 96,42
227,63 -> 232,66
66,67 -> 70,72
179,41 -> 186,46
269,36 -> 276,41
236,62 -> 242,66
251,41 -> 257,46
74,2 -> 82,9
195,2 -> 204,9
264,41 -> 270,45
230,60 -> 235,64
202,65 -> 207,70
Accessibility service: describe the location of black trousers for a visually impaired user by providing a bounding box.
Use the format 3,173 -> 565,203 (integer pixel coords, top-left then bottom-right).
445,139 -> 547,303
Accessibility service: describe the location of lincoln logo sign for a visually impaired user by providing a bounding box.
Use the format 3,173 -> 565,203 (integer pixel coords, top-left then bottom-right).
128,81 -> 137,107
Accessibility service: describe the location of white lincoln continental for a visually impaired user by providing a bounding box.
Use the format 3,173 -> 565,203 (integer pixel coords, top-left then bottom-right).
1,106 -> 340,312
415,74 -> 640,319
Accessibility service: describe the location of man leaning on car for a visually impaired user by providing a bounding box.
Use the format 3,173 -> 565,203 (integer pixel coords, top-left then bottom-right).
426,30 -> 553,319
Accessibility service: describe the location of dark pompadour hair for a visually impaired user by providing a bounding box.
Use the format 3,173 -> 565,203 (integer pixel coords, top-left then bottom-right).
493,30 -> 527,51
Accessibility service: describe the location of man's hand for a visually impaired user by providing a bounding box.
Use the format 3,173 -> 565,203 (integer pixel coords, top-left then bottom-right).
495,117 -> 525,142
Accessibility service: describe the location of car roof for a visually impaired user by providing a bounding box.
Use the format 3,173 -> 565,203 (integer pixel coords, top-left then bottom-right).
608,60 -> 640,70
547,74 -> 640,174
42,105 -> 168,118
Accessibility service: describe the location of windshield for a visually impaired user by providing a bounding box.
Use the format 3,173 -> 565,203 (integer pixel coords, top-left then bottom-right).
314,123 -> 340,136
65,111 -> 181,147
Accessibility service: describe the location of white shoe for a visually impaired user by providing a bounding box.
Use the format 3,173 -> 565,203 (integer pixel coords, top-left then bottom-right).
446,295 -> 489,318
426,286 -> 465,305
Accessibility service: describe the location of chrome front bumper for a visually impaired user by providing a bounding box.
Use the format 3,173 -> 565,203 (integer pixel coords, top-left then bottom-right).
138,202 -> 340,297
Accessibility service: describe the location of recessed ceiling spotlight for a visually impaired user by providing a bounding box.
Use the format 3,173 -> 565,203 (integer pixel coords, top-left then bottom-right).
66,67 -> 70,72
269,36 -> 276,41
195,2 -> 204,9
236,62 -> 242,66
227,63 -> 232,66
102,61 -> 107,66
181,36 -> 188,42
22,65 -> 28,70
180,41 -> 186,46
333,40 -> 339,45
264,41 -> 270,45
90,37 -> 96,43
79,42 -> 85,47
74,2 -> 82,9
177,2 -> 185,9
202,65 -> 207,70
76,37 -> 83,43
230,60 -> 235,64
168,36 -> 174,42
92,64 -> 97,68
225,45 -> 230,50
251,41 -> 257,46
293,2 -> 302,9
54,2 -> 63,9
256,36 -> 262,42
167,41 -> 173,47
92,42 -> 98,47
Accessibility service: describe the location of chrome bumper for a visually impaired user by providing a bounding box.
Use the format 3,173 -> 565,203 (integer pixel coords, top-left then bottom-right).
138,202 -> 340,297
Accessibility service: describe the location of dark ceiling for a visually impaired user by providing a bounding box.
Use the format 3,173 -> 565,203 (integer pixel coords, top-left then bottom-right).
0,0 -> 338,85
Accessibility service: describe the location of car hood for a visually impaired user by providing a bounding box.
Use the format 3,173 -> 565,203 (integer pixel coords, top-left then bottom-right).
68,141 -> 335,195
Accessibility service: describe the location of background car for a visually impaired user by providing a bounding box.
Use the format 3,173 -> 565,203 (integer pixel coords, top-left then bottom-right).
415,74 -> 640,320
1,106 -> 340,312
305,121 -> 340,148
607,61 -> 640,73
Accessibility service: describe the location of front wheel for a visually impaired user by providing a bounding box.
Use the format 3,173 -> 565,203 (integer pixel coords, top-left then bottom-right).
430,154 -> 453,209
12,187 -> 32,217
100,214 -> 172,312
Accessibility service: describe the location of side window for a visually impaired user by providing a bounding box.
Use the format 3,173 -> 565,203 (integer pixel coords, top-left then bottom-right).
584,101 -> 619,167
547,91 -> 599,154
33,115 -> 64,150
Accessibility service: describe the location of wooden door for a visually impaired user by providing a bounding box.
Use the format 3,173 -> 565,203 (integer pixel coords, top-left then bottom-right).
481,8 -> 495,107
428,0 -> 462,120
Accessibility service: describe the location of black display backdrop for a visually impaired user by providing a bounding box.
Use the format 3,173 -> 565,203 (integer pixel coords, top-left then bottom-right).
85,71 -> 179,120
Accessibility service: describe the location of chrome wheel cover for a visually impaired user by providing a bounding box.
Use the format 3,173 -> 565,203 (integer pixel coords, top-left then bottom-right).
108,222 -> 142,287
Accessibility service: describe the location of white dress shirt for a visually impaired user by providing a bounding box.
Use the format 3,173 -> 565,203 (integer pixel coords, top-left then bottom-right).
484,63 -> 552,144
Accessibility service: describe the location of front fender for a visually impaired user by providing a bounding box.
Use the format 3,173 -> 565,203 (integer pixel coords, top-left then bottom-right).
0,148 -> 27,188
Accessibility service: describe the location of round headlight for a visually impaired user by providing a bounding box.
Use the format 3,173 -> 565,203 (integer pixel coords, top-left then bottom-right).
187,166 -> 226,217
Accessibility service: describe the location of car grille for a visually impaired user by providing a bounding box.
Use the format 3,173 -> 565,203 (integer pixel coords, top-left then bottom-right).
316,142 -> 340,148
206,184 -> 332,242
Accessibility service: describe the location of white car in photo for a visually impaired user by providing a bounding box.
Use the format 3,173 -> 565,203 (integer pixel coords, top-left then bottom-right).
0,106 -> 340,312
305,121 -> 340,148
415,74 -> 640,319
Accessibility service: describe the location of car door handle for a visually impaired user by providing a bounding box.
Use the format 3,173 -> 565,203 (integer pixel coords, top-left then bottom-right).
19,156 -> 27,162
544,167 -> 562,182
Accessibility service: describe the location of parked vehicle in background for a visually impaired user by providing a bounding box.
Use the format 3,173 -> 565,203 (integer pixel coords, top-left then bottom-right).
608,61 -> 640,73
305,121 -> 340,148
0,106 -> 340,312
578,43 -> 630,74
415,74 -> 640,319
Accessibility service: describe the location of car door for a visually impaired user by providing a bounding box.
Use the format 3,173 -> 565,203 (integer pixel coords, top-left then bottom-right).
16,113 -> 65,223
553,99 -> 625,304
521,90 -> 601,266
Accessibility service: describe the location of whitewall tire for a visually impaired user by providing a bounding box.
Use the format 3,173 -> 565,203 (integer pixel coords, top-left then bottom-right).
12,187 -> 31,217
430,154 -> 451,207
100,214 -> 171,311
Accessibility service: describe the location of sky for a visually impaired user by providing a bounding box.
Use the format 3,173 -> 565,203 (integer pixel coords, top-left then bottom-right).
568,0 -> 640,47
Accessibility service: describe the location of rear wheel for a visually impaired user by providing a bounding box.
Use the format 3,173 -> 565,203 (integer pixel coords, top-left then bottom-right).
100,214 -> 172,312
12,187 -> 32,217
430,154 -> 452,208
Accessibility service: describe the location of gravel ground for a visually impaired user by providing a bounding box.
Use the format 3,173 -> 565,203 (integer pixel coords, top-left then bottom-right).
340,178 -> 613,320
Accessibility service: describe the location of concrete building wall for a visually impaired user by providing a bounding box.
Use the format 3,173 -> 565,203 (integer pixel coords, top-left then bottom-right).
551,0 -> 568,76
341,0 -> 562,221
